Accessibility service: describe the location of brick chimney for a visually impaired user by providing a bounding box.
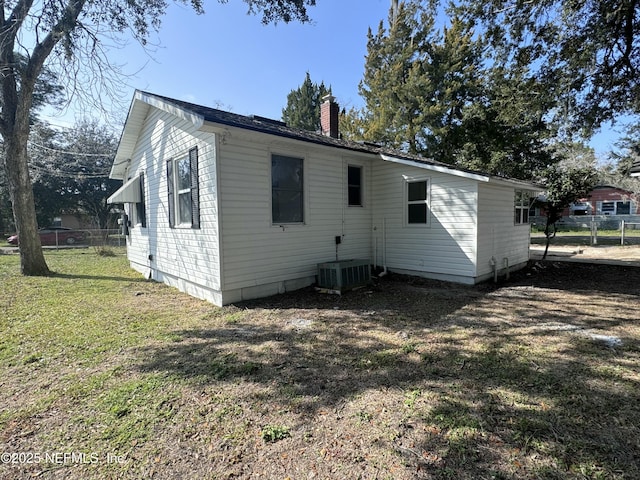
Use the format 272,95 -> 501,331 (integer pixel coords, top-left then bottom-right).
320,94 -> 339,138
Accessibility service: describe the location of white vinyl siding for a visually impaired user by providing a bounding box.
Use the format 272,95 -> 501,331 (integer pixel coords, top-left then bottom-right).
372,159 -> 477,282
476,183 -> 531,279
123,106 -> 221,302
218,131 -> 371,301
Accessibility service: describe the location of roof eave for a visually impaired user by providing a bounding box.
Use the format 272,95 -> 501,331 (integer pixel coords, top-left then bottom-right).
380,153 -> 541,190
110,91 -> 205,179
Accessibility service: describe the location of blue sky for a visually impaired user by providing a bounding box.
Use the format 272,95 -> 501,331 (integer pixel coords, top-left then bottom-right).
41,0 -> 623,159
43,0 -> 391,126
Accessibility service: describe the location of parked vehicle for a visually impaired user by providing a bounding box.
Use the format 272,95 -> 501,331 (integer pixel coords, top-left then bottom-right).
569,201 -> 592,216
6,227 -> 87,246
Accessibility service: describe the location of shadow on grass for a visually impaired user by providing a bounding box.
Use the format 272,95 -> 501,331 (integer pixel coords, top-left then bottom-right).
51,272 -> 152,283
135,267 -> 640,478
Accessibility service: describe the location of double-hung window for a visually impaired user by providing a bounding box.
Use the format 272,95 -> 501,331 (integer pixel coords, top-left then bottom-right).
167,146 -> 200,229
514,190 -> 530,225
407,178 -> 429,225
272,154 -> 304,224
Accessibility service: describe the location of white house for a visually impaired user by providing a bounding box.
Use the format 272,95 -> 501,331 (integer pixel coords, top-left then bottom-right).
108,90 -> 539,306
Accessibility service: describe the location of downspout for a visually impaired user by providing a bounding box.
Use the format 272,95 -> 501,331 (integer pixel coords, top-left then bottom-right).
379,217 -> 388,277
503,257 -> 510,281
373,235 -> 377,270
490,256 -> 498,283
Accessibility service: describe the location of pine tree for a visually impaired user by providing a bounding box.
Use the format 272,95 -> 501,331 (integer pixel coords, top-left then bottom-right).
359,2 -> 485,159
359,1 -> 556,179
282,73 -> 330,132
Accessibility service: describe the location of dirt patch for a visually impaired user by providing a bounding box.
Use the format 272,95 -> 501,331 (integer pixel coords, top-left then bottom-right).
2,260 -> 640,479
531,244 -> 640,263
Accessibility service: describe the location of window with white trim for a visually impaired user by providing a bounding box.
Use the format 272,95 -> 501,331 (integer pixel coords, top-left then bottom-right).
167,146 -> 200,229
597,200 -> 632,215
272,154 -> 304,224
134,173 -> 146,228
514,190 -> 530,224
407,178 -> 429,224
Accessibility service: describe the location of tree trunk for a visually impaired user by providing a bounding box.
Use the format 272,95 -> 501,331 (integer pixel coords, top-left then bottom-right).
542,214 -> 557,261
4,133 -> 50,275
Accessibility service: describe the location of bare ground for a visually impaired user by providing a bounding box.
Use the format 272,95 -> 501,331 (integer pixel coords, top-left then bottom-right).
2,258 -> 640,479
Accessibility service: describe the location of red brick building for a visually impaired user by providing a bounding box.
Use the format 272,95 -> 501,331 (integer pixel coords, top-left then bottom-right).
564,185 -> 639,216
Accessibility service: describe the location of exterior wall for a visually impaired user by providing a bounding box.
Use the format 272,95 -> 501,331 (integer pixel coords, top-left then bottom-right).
120,103 -> 536,305
217,131 -> 372,303
124,107 -> 222,304
370,159 -> 479,283
476,183 -> 531,281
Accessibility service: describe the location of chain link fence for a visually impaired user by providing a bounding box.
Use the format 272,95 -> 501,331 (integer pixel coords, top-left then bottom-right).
531,215 -> 640,246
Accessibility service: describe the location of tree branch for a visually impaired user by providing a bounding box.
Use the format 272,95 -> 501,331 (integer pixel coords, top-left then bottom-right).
22,0 -> 87,104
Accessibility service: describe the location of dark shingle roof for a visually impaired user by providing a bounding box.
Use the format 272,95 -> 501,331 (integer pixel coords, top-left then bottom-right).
142,91 -> 377,154
139,91 -> 538,188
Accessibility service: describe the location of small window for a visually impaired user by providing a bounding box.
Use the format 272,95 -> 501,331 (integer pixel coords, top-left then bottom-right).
514,190 -> 530,224
348,165 -> 362,206
135,173 -> 146,228
272,154 -> 304,224
616,201 -> 631,215
167,147 -> 200,228
407,179 -> 428,224
600,201 -> 615,214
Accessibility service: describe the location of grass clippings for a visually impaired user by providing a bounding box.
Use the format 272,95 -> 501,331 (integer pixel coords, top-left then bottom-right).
1,249 -> 639,479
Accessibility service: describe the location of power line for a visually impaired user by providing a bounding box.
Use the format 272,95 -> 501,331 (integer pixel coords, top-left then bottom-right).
28,141 -> 115,158
29,162 -> 111,179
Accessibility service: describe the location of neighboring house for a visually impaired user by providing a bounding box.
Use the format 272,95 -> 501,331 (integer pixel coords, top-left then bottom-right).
631,159 -> 640,177
51,213 -> 95,230
563,185 -> 640,217
108,90 -> 539,306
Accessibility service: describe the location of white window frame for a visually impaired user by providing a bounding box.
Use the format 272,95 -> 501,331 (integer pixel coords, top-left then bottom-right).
173,154 -> 193,227
514,190 -> 530,225
597,200 -> 633,215
404,175 -> 430,227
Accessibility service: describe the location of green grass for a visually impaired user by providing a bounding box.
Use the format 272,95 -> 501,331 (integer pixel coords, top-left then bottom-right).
1,250 -> 639,479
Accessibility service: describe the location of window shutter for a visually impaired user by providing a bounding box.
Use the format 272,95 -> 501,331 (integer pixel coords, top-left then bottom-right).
189,146 -> 200,229
167,159 -> 175,228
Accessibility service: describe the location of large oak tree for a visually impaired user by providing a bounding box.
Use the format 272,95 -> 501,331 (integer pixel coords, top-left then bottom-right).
0,0 -> 315,275
452,0 -> 640,133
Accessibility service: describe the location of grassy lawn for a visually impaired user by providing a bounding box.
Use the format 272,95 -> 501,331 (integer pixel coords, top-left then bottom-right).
1,250 -> 639,479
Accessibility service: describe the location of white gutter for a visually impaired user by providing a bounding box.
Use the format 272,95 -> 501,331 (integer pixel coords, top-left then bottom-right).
380,154 -> 489,182
380,153 -> 541,191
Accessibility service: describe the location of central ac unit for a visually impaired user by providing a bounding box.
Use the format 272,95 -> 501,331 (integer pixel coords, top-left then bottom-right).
317,259 -> 371,293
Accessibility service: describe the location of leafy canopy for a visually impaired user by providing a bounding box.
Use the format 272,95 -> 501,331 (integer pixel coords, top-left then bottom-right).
452,0 -> 640,133
0,0 -> 317,276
